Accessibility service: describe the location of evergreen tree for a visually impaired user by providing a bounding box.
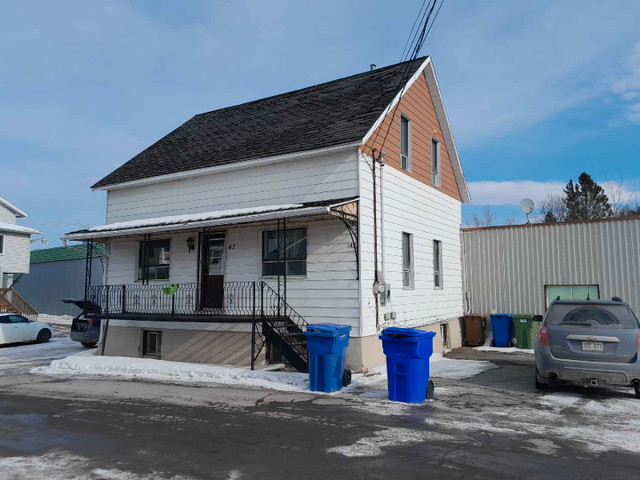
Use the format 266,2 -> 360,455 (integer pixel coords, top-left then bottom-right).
563,172 -> 613,221
543,211 -> 558,223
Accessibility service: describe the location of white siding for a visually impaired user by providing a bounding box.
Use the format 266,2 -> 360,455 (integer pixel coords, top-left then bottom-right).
358,152 -> 463,337
105,217 -> 361,334
0,204 -> 16,224
461,218 -> 640,315
0,233 -> 31,274
105,150 -> 358,223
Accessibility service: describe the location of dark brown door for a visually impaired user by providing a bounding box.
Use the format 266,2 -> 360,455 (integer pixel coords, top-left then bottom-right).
201,233 -> 225,309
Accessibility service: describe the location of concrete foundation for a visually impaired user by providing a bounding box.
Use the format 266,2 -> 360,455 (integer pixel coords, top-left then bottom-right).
100,317 -> 463,373
102,323 -> 260,367
346,317 -> 464,372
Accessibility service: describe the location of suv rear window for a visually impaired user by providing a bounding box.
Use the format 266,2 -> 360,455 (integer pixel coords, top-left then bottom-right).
547,305 -> 639,329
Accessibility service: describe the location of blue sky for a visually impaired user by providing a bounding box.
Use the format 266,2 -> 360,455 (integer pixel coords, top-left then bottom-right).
2,1 -> 639,247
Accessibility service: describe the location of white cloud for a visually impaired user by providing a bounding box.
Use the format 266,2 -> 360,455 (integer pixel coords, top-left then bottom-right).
469,179 -> 640,207
612,42 -> 640,123
429,2 -> 640,145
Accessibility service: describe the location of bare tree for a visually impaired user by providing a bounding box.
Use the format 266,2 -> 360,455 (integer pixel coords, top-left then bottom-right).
603,179 -> 639,217
536,193 -> 568,223
469,206 -> 497,227
504,216 -> 517,225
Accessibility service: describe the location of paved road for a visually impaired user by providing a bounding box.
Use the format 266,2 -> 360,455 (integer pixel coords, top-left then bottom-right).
1,341 -> 639,479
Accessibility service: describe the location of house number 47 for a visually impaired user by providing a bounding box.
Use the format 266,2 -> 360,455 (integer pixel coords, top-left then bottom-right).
228,243 -> 236,250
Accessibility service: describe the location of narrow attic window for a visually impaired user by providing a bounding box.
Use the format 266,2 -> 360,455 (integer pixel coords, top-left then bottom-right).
0,234 -> 4,254
431,138 -> 441,187
400,115 -> 411,171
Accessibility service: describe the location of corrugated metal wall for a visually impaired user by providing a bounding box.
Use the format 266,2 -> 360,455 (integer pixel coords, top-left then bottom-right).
461,218 -> 640,316
14,258 -> 104,316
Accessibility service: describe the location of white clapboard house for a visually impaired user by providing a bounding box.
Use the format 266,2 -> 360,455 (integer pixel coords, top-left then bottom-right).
63,57 -> 470,372
0,195 -> 40,319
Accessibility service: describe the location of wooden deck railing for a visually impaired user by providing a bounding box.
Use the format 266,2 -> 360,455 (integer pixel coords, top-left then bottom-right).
0,288 -> 38,321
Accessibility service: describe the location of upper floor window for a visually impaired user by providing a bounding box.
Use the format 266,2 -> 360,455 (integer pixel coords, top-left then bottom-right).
431,138 -> 441,187
545,284 -> 599,309
402,232 -> 414,289
433,240 -> 443,289
0,234 -> 4,254
262,228 -> 307,276
138,239 -> 171,281
400,115 -> 411,171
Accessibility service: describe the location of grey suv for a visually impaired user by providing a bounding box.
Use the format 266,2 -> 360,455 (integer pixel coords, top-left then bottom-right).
534,298 -> 640,398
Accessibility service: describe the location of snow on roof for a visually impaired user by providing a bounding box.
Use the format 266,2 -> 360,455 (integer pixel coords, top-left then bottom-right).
87,203 -> 302,233
0,196 -> 27,218
0,222 -> 40,235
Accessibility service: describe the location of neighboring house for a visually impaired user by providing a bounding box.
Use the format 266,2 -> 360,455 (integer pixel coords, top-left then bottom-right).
14,244 -> 104,316
0,195 -> 40,318
63,57 -> 470,371
461,217 -> 640,316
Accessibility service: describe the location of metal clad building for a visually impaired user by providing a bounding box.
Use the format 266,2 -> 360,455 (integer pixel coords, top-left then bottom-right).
461,217 -> 640,316
14,244 -> 104,316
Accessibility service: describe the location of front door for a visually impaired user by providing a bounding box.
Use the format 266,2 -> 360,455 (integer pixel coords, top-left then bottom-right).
201,232 -> 226,309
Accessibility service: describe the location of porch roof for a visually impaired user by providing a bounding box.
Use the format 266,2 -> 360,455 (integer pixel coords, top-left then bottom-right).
62,197 -> 358,242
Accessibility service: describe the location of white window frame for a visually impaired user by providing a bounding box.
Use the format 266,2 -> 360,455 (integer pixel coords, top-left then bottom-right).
400,114 -> 412,172
260,227 -> 308,278
431,137 -> 441,187
402,232 -> 414,289
142,330 -> 162,358
433,240 -> 443,289
0,234 -> 4,255
137,238 -> 171,282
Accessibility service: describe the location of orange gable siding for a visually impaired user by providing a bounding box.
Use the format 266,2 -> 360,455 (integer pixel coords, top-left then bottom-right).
360,72 -> 462,202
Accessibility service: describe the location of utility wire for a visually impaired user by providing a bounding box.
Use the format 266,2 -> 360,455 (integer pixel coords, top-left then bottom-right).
367,0 -> 444,159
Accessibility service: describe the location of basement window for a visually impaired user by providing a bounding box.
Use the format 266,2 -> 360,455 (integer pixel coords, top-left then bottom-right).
143,330 -> 162,358
400,115 -> 411,171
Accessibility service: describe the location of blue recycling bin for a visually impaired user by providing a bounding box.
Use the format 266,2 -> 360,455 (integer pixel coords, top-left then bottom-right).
490,314 -> 513,347
379,327 -> 436,403
304,324 -> 352,393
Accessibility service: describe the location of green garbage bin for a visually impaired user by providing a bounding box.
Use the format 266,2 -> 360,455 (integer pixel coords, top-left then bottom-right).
512,314 -> 539,350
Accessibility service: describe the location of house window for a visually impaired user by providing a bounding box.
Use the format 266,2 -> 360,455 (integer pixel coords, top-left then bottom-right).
545,285 -> 599,309
262,228 -> 307,276
400,115 -> 411,171
431,138 -> 441,187
138,239 -> 171,281
433,240 -> 443,289
0,234 -> 4,254
402,232 -> 414,288
143,330 -> 162,357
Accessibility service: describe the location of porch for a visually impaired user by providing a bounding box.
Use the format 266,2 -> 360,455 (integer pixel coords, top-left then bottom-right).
63,198 -> 360,372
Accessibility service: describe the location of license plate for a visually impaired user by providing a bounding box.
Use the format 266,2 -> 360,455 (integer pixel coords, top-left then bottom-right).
582,341 -> 604,352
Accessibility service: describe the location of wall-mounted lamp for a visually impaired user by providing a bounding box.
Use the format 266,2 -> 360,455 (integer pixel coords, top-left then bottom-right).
186,237 -> 195,252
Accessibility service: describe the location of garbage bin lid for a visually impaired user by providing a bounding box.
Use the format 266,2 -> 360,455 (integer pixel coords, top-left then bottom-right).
379,327 -> 436,339
305,323 -> 352,337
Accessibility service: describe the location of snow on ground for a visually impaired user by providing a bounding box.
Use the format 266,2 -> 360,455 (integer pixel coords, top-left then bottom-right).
473,330 -> 534,354
0,336 -> 86,375
38,314 -> 74,326
0,450 -> 193,480
34,351 -> 495,395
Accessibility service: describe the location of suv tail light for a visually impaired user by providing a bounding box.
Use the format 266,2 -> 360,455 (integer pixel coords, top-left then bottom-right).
538,326 -> 549,346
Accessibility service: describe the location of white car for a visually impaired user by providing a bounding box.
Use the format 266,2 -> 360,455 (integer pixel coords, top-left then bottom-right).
0,314 -> 53,345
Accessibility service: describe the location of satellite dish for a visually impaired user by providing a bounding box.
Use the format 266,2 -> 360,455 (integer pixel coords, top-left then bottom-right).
519,198 -> 535,214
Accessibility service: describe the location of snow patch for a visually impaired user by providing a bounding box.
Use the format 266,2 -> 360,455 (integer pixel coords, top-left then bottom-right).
38,314 -> 74,326
327,427 -> 454,457
0,221 -> 40,235
430,354 -> 497,379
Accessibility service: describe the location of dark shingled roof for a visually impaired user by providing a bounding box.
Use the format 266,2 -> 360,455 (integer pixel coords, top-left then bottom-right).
93,57 -> 428,189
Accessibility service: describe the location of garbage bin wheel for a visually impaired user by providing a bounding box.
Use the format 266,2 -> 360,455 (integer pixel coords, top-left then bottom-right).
490,339 -> 495,347
343,369 -> 352,387
512,338 -> 518,348
426,379 -> 435,400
